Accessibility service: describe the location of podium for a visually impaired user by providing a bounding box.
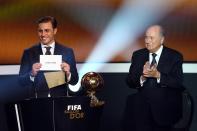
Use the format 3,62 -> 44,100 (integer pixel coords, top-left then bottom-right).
16,96 -> 103,131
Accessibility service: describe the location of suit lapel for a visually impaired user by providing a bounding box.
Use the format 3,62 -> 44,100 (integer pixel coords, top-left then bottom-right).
54,43 -> 62,55
32,44 -> 43,63
157,47 -> 168,71
143,49 -> 149,64
37,44 -> 43,55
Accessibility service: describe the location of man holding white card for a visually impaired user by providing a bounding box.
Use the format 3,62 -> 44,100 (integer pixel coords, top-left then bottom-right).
19,16 -> 78,98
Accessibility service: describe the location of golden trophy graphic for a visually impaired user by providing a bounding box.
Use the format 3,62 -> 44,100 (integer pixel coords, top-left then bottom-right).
81,72 -> 105,107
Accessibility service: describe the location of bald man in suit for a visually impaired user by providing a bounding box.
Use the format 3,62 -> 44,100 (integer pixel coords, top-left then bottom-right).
124,25 -> 184,131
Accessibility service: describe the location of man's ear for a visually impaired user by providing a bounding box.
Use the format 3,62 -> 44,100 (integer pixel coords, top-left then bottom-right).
161,37 -> 164,44
54,28 -> 57,34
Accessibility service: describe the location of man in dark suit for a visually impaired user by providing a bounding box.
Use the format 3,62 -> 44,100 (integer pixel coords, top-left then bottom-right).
19,16 -> 78,98
124,25 -> 184,131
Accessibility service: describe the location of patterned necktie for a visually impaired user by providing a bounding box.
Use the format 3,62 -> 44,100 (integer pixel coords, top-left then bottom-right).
45,46 -> 51,55
150,53 -> 157,67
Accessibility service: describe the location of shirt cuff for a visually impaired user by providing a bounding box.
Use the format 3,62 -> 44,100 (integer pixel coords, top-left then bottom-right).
67,73 -> 71,82
30,74 -> 35,82
140,76 -> 146,87
157,78 -> 160,83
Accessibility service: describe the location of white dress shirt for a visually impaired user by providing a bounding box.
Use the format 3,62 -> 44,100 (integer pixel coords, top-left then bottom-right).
41,42 -> 55,55
140,45 -> 163,86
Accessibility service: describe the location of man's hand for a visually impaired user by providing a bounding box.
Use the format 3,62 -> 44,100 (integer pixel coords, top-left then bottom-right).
143,61 -> 160,78
31,63 -> 42,76
61,62 -> 71,78
143,61 -> 151,75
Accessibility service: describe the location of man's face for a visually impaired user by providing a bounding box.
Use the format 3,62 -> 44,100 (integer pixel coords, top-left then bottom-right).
144,26 -> 164,53
37,22 -> 57,45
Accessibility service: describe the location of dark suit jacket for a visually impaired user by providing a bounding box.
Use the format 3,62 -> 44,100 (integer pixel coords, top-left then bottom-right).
19,42 -> 79,98
126,46 -> 184,126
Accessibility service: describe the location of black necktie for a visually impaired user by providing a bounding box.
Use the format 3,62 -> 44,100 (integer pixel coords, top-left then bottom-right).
144,53 -> 157,88
45,46 -> 51,55
150,53 -> 157,67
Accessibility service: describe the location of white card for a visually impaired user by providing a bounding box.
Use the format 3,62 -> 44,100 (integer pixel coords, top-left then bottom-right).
40,55 -> 62,71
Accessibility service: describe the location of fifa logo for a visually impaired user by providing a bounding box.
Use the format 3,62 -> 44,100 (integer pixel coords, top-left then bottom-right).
67,105 -> 82,110
64,105 -> 84,119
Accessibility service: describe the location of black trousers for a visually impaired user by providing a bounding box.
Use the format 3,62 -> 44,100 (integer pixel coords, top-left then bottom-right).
122,93 -> 172,131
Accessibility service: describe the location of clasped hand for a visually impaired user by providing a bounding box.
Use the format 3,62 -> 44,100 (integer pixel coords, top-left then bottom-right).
143,61 -> 160,78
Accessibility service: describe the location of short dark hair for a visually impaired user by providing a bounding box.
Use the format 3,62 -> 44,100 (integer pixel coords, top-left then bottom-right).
36,16 -> 57,28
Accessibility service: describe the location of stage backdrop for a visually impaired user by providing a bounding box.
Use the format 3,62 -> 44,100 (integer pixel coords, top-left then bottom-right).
0,0 -> 197,64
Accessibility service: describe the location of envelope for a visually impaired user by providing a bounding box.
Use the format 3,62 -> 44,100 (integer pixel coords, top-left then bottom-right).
44,71 -> 66,89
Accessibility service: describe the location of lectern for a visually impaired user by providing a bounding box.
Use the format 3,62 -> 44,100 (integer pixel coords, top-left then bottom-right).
16,96 -> 103,131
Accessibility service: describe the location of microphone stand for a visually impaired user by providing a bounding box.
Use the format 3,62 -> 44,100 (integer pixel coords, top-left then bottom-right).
31,75 -> 37,99
65,72 -> 69,97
